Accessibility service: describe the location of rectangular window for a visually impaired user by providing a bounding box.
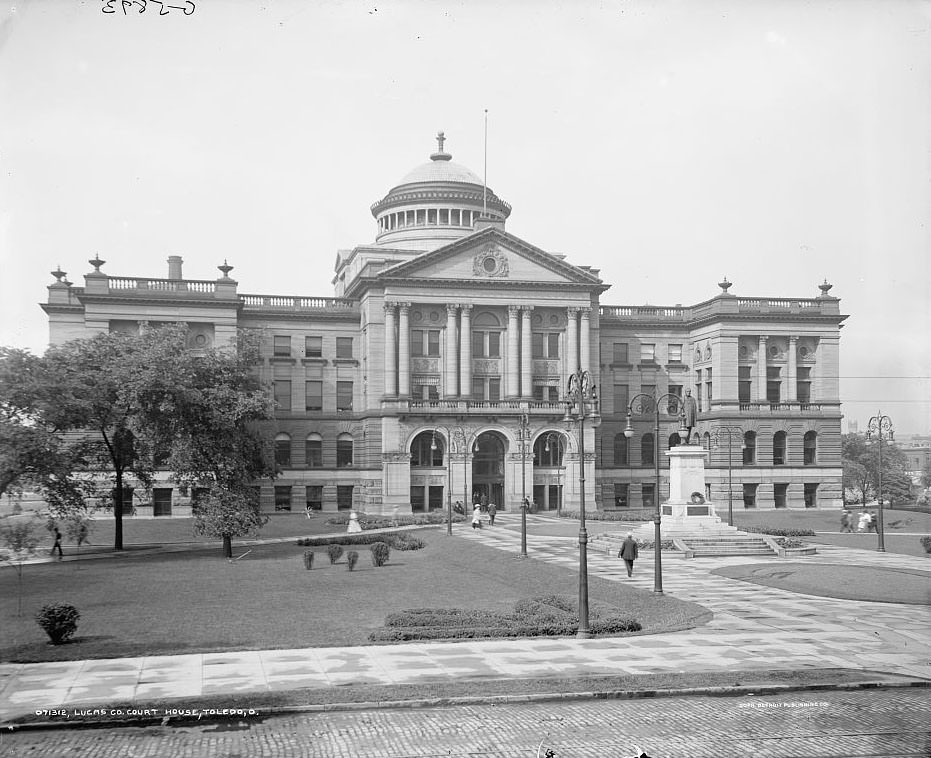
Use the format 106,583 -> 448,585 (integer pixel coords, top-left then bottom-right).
336,439 -> 353,468
613,343 -> 629,364
427,330 -> 440,357
641,484 -> 655,510
533,384 -> 544,402
705,368 -> 713,409
336,337 -> 353,359
767,366 -> 781,404
773,433 -> 786,466
472,376 -> 485,399
274,486 -> 292,511
488,332 -> 500,357
274,380 -> 291,410
641,385 -> 656,412
547,386 -> 560,403
305,381 -> 322,411
336,381 -> 353,411
305,439 -> 322,468
774,483 -> 788,509
804,483 -> 818,508
743,483 -> 758,508
738,366 -> 752,403
336,486 -> 353,510
273,335 -> 291,357
695,370 -> 703,413
410,486 -> 425,512
797,366 -> 812,404
532,332 -> 545,359
667,384 -> 683,414
614,383 -> 629,415
640,343 -> 655,363
472,331 -> 485,358
411,330 -> 425,357
305,486 -> 322,511
411,330 -> 440,357
428,486 -> 444,511
614,483 -> 629,508
547,333 -> 559,358
668,344 -> 682,363
533,332 -> 559,358
488,378 -> 501,402
305,336 -> 322,358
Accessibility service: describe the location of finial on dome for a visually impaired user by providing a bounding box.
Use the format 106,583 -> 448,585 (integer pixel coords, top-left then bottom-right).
430,130 -> 452,162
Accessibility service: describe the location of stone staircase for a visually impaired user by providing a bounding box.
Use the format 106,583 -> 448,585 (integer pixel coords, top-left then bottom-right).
589,531 -> 778,558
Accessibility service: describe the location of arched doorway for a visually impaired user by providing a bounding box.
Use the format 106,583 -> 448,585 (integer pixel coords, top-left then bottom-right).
471,431 -> 505,510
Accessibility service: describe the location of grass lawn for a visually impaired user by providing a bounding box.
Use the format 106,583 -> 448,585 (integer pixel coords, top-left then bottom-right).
0,528 -> 710,663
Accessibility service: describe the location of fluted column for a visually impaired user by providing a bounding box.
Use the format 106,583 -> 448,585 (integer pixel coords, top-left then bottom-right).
384,303 -> 397,397
459,305 -> 472,399
566,307 -> 579,375
757,335 -> 768,402
580,308 -> 591,374
521,306 -> 533,399
507,305 -> 520,399
445,304 -> 459,398
787,335 -> 797,402
398,303 -> 411,398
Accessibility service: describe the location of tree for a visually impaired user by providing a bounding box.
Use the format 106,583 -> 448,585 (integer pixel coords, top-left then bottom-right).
0,325 -> 274,551
841,434 -> 871,503
921,458 -> 931,490
0,514 -> 43,616
841,432 -> 911,505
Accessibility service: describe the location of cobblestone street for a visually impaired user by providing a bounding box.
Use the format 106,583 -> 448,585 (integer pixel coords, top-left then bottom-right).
3,689 -> 929,757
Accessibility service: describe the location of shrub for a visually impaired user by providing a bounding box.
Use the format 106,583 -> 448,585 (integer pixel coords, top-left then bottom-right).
297,533 -> 426,551
346,551 -> 359,571
774,537 -> 806,549
302,551 -> 314,570
921,536 -> 931,554
370,541 -> 391,567
296,538 -> 306,547
327,544 -> 344,564
738,525 -> 815,537
35,604 -> 80,645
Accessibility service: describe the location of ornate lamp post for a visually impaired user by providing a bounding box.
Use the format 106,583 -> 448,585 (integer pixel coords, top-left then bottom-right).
517,412 -> 531,558
544,432 -> 565,515
433,426 -> 467,537
866,412 -> 894,553
705,425 -> 743,527
625,391 -> 686,595
563,368 -> 600,638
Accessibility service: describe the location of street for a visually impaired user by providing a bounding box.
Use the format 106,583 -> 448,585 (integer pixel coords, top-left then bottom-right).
3,688 -> 929,757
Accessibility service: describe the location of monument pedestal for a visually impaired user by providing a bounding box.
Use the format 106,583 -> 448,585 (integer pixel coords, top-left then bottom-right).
632,445 -> 738,539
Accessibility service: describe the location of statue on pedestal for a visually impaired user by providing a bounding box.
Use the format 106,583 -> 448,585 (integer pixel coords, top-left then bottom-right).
682,389 -> 698,444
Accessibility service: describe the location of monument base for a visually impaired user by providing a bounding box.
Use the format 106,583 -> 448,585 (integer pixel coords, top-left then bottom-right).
631,498 -> 739,539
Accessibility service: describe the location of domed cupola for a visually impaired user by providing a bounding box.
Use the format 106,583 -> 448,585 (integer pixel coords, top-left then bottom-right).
370,132 -> 511,251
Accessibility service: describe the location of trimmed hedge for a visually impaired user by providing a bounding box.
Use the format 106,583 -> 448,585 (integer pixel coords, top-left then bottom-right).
369,594 -> 641,642
298,532 -> 425,551
325,512 -> 464,529
738,524 -> 816,537
559,509 -> 656,522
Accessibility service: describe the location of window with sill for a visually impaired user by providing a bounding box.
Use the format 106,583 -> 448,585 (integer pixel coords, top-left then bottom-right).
613,434 -> 628,466
336,433 -> 354,468
411,330 -> 440,357
743,483 -> 758,508
797,367 -> 812,404
336,381 -> 353,411
668,344 -> 682,363
305,336 -> 322,358
337,485 -> 353,510
274,485 -> 292,511
472,377 -> 501,402
641,433 -> 654,466
472,330 -> 501,358
273,380 -> 291,410
532,332 -> 560,359
803,431 -> 817,465
738,366 -> 752,404
336,337 -> 353,360
804,482 -> 818,507
640,343 -> 655,363
273,335 -> 291,357
305,434 -> 322,468
613,343 -> 629,364
767,367 -> 781,404
641,483 -> 655,510
774,483 -> 788,508
306,486 -> 322,511
305,380 -> 322,411
614,483 -> 629,508
275,433 -> 291,467
613,384 -> 629,416
742,431 -> 756,465
667,385 -> 683,414
773,431 -> 787,466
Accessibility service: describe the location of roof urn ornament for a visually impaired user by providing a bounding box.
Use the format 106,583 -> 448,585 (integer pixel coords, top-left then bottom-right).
818,279 -> 834,298
218,259 -> 234,279
88,256 -> 106,273
51,266 -> 66,283
718,277 -> 733,295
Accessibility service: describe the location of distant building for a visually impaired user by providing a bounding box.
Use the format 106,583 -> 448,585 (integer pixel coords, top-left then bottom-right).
42,134 -> 847,516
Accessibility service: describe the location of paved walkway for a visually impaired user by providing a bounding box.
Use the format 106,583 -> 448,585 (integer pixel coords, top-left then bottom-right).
2,515 -> 930,725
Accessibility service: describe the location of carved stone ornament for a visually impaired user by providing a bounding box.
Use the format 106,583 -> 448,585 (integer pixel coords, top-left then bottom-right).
411,358 -> 439,373
473,245 -> 509,277
473,359 -> 500,375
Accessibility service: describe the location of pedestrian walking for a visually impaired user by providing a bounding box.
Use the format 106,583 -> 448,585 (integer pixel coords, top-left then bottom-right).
488,502 -> 496,525
857,510 -> 871,533
480,493 -> 488,513
617,531 -> 638,577
840,510 -> 851,533
471,505 -> 483,530
51,528 -> 63,560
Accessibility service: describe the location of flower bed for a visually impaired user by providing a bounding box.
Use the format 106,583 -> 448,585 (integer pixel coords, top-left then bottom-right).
325,512 -> 462,529
297,532 -> 425,551
738,524 -> 815,537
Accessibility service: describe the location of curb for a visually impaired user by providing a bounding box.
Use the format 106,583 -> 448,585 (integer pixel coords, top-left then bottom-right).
5,677 -> 930,732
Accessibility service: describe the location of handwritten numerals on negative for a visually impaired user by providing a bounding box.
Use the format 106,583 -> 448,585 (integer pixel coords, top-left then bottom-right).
102,0 -> 196,15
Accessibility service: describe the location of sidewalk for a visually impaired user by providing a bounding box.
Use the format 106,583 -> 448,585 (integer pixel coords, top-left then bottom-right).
2,514 -> 930,725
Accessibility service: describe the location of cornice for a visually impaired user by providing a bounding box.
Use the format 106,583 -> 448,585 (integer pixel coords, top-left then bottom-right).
75,293 -> 241,310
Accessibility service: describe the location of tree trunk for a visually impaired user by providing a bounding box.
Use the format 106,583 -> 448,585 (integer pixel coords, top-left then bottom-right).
223,535 -> 232,559
114,467 -> 124,551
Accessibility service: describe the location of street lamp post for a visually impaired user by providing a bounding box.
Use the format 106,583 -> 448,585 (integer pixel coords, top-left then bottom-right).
625,391 -> 686,595
517,412 -> 531,558
706,425 -> 743,527
433,426 -> 467,537
563,368 -> 599,638
866,411 -> 894,553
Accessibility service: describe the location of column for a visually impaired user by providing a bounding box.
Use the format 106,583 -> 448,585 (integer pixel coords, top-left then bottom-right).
459,305 -> 472,399
787,335 -> 797,402
398,303 -> 411,398
580,308 -> 591,374
507,305 -> 520,399
757,336 -> 768,402
384,303 -> 397,397
521,306 -> 533,399
566,307 -> 579,377
445,304 -> 459,398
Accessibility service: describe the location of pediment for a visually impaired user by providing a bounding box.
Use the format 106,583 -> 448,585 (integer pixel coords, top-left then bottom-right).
376,228 -> 604,287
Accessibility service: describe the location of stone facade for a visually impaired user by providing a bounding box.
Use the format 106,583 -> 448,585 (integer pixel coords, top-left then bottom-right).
41,135 -> 847,516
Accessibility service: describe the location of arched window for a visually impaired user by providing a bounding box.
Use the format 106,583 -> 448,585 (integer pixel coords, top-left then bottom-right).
773,431 -> 787,466
668,432 -> 681,449
534,433 -> 564,467
305,433 -> 322,468
742,431 -> 756,465
803,431 -> 817,465
613,434 -> 628,466
411,431 -> 444,467
641,433 -> 654,466
275,433 -> 291,467
702,431 -> 711,450
336,433 -> 354,468
471,311 -> 502,358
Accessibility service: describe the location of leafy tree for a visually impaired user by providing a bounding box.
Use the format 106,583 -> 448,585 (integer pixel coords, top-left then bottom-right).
193,487 -> 266,559
0,514 -> 43,615
842,432 -> 911,505
921,458 -> 931,489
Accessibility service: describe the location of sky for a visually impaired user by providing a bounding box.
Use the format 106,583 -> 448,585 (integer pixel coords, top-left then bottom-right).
1,0 -> 929,434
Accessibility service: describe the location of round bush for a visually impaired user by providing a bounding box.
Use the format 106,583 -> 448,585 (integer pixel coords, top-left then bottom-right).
35,604 -> 80,645
346,551 -> 359,571
327,544 -> 344,564
370,541 -> 391,567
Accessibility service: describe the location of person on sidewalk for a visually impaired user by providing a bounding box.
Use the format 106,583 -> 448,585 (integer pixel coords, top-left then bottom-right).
840,510 -> 852,533
471,506 -> 483,529
51,528 -> 63,560
617,532 -> 638,577
487,502 -> 496,525
858,510 -> 871,532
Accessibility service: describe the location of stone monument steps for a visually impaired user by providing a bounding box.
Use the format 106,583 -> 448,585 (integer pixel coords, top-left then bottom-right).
678,535 -> 775,557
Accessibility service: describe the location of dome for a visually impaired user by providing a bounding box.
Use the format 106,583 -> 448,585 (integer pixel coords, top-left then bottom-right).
397,159 -> 483,187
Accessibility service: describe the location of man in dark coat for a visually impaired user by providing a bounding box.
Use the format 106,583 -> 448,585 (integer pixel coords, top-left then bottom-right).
617,532 -> 639,577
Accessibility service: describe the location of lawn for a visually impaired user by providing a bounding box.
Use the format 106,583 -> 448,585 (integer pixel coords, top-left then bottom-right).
0,528 -> 711,663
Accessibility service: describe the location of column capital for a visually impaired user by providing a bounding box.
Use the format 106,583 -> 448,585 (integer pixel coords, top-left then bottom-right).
508,304 -> 521,316
567,306 -> 580,316
383,301 -> 397,314
521,304 -> 534,313
579,307 -> 591,317
446,303 -> 459,315
460,303 -> 473,313
788,335 -> 798,343
398,302 -> 412,313
759,334 -> 768,342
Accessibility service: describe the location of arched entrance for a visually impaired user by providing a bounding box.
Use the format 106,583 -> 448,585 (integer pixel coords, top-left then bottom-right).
471,431 -> 505,510
532,431 -> 566,512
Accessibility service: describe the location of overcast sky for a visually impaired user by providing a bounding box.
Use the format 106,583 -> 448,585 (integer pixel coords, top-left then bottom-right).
1,0 -> 929,434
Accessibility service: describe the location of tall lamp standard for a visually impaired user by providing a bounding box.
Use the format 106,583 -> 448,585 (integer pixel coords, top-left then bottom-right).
432,426 -> 467,537
624,391 -> 687,595
517,412 -> 531,558
866,412 -> 894,553
705,425 -> 743,527
563,368 -> 600,638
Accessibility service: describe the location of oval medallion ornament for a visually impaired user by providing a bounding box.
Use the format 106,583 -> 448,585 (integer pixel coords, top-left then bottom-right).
473,245 -> 509,278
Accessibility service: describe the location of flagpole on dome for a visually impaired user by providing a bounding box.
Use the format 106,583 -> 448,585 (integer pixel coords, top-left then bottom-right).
483,108 -> 488,217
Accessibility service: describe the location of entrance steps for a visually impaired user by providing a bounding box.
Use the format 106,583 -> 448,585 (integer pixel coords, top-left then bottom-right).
590,530 -> 777,558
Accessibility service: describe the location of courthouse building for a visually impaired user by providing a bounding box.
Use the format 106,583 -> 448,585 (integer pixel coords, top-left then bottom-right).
42,134 -> 847,516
